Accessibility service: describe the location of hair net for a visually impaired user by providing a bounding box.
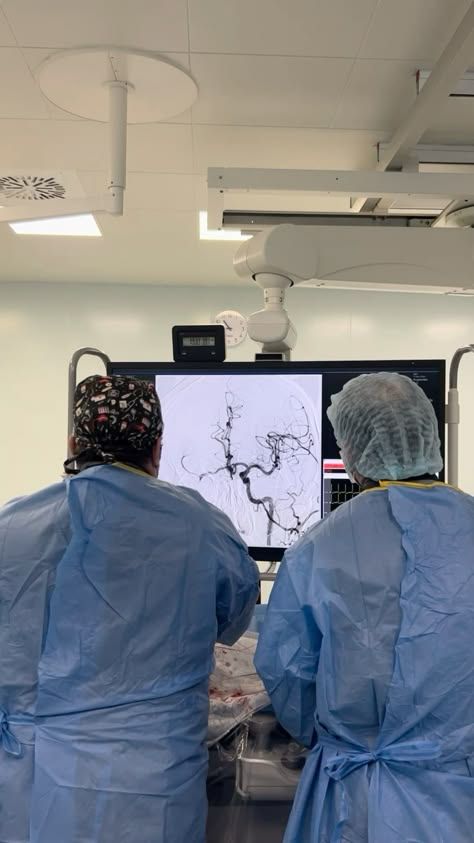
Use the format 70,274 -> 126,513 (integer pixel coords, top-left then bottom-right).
327,372 -> 443,482
73,375 -> 163,461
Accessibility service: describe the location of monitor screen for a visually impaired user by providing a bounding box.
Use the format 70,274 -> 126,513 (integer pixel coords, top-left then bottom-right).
108,360 -> 445,560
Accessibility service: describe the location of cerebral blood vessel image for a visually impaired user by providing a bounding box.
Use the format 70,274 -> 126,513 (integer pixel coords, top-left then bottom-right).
156,373 -> 323,549
182,391 -> 319,546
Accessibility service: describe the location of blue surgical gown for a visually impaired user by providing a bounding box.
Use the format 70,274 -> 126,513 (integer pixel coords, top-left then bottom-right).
0,464 -> 259,843
255,483 -> 474,842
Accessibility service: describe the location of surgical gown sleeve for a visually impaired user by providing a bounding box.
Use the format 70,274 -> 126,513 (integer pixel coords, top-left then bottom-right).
208,506 -> 260,646
255,546 -> 322,747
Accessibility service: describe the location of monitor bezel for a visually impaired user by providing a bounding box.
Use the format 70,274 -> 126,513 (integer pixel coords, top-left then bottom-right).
108,359 -> 446,560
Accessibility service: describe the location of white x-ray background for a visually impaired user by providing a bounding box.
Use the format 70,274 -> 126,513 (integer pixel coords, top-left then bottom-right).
157,373 -> 322,549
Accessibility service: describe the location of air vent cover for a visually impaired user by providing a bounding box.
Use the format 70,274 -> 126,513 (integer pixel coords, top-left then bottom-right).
0,171 -> 85,203
0,175 -> 66,201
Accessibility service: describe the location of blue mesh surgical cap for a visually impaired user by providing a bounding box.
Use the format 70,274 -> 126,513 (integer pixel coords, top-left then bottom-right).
327,372 -> 443,482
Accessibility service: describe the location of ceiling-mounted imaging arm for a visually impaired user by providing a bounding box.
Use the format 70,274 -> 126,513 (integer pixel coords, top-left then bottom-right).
67,348 -> 111,459
447,345 -> 474,486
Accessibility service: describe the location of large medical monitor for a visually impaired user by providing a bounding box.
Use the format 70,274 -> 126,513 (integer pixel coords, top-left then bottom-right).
108,360 -> 445,560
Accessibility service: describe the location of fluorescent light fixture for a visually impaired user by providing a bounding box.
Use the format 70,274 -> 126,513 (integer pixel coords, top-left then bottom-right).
199,211 -> 251,241
417,69 -> 474,97
10,214 -> 102,237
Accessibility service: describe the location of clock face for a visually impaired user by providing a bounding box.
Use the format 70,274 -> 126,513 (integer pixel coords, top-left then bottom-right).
215,310 -> 248,347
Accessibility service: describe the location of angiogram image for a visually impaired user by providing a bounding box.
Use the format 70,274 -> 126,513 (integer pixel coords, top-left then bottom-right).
157,374 -> 323,549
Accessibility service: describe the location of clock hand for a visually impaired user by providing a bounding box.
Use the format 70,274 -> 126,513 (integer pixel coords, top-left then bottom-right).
223,321 -> 231,330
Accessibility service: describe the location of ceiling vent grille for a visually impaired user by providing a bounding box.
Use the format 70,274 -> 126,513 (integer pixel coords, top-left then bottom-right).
0,171 -> 85,203
0,175 -> 67,202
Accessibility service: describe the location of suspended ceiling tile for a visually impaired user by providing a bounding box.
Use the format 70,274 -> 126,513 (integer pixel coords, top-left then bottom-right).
331,59 -> 417,131
0,120 -> 109,169
190,54 -> 353,128
188,0 -> 378,58
192,125 -> 383,172
127,124 -> 194,173
359,0 -> 472,61
19,48 -> 83,120
0,120 -> 194,173
2,0 -> 189,52
0,211 -> 206,285
0,8 -> 15,46
78,171 -> 197,212
0,48 -> 49,118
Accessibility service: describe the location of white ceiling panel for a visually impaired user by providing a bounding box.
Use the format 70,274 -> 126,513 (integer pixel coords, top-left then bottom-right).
192,125 -> 383,173
15,48 -> 83,120
0,120 -> 194,172
0,120 -> 108,169
127,124 -> 194,173
190,54 -> 353,128
0,210 -> 240,286
331,60 -> 417,131
188,0 -> 378,58
1,0 -> 189,52
0,48 -> 49,118
0,7 -> 15,45
78,171 -> 196,211
360,0 -> 472,61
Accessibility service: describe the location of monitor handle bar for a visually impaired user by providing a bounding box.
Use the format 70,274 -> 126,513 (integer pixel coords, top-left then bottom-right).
67,348 -> 111,459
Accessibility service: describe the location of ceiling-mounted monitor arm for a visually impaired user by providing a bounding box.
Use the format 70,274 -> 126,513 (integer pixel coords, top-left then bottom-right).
67,348 -> 111,460
447,345 -> 474,486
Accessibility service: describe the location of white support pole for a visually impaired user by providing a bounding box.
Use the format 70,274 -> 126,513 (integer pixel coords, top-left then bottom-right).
108,81 -> 129,216
446,388 -> 460,487
447,345 -> 474,486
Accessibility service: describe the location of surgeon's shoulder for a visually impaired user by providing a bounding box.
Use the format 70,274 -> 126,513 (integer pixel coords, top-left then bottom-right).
160,481 -> 245,543
0,479 -> 69,531
1,479 -> 66,513
283,489 -> 383,564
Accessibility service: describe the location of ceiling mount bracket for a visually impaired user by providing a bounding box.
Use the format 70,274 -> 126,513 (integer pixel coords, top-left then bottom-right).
0,47 -> 198,227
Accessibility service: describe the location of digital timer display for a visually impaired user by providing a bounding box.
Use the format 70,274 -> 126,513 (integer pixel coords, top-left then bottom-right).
172,325 -> 226,362
182,336 -> 216,347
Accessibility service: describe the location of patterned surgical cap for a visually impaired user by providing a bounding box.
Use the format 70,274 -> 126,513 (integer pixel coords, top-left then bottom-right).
73,375 -> 163,458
